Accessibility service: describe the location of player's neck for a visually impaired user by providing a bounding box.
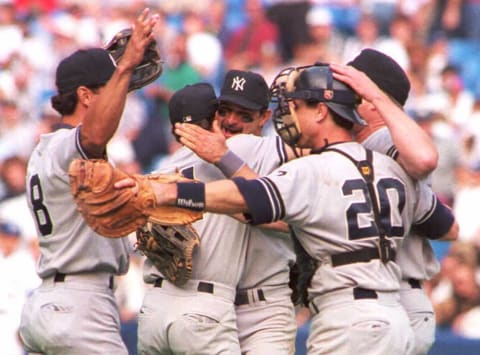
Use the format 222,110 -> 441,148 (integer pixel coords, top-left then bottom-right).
354,121 -> 385,143
313,129 -> 353,150
62,107 -> 87,127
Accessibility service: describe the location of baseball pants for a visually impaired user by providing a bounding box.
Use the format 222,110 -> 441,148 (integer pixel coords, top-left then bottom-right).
235,286 -> 296,355
138,278 -> 241,355
400,279 -> 436,355
307,287 -> 414,355
19,273 -> 126,355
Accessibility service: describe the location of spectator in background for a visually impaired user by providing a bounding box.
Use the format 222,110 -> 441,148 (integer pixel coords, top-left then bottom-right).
0,2 -> 24,68
138,32 -> 202,172
224,0 -> 278,70
0,100 -> 38,161
0,155 -> 28,202
342,13 -> 382,63
304,5 -> 345,62
415,111 -> 461,207
205,0 -> 232,47
428,0 -> 465,40
459,99 -> 480,170
376,13 -> 411,71
264,0 -> 310,62
310,0 -> 360,36
462,0 -> 480,41
450,259 -> 480,338
432,241 -> 480,333
360,0 -> 399,36
436,64 -> 475,130
183,10 -> 223,88
0,220 -> 41,355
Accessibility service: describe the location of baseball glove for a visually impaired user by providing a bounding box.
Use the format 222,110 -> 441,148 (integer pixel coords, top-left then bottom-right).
105,28 -> 162,91
289,229 -> 317,307
68,159 -> 202,238
136,222 -> 200,286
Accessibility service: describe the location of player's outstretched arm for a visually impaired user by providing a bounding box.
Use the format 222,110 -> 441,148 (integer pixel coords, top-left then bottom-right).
331,63 -> 438,179
114,176 -> 248,215
81,8 -> 159,156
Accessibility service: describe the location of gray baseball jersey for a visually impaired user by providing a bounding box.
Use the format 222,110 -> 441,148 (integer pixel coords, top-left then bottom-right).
229,136 -> 296,354
26,127 -> 131,277
237,142 -> 437,294
19,125 -> 130,354
361,127 -> 440,280
233,141 -> 445,354
361,126 -> 440,354
145,134 -> 288,285
139,133 -> 289,354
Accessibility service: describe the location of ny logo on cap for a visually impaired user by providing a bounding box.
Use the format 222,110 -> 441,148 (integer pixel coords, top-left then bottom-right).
182,115 -> 193,123
231,76 -> 246,91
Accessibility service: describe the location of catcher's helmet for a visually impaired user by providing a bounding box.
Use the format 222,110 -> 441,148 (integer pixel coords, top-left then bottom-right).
270,63 -> 365,146
286,63 -> 365,126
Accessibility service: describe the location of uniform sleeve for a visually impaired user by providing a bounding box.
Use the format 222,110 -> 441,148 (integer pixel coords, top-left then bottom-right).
50,127 -> 87,173
412,181 -> 454,239
232,158 -> 312,225
227,134 -> 288,175
361,127 -> 398,160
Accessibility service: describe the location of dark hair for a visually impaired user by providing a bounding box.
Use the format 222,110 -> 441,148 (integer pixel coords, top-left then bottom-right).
171,117 -> 214,143
51,84 -> 102,116
331,110 -> 354,130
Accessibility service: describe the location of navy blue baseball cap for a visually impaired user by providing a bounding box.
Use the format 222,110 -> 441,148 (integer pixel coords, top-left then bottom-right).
218,70 -> 269,111
348,48 -> 410,106
55,48 -> 117,94
0,221 -> 21,237
168,83 -> 218,126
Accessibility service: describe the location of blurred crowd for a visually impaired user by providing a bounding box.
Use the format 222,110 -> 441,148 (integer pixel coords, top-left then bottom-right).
1,0 -> 480,354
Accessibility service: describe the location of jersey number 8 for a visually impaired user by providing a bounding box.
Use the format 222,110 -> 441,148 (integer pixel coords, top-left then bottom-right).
29,174 -> 53,236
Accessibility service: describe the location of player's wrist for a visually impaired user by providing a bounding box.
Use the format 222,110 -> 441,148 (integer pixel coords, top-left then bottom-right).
214,150 -> 246,178
176,182 -> 205,211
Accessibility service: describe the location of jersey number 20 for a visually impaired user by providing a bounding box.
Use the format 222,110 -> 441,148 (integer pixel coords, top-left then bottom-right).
29,174 -> 53,236
343,177 -> 405,240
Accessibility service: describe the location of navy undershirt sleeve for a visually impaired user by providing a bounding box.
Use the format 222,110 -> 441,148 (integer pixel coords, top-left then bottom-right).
232,177 -> 276,225
414,197 -> 454,239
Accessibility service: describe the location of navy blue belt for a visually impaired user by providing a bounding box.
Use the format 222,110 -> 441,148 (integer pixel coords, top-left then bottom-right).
234,289 -> 266,306
407,278 -> 422,289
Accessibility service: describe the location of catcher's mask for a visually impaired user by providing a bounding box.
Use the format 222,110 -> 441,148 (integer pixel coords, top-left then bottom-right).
106,28 -> 163,92
270,63 -> 365,146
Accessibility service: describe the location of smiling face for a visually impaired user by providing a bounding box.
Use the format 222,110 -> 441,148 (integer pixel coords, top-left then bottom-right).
216,101 -> 270,138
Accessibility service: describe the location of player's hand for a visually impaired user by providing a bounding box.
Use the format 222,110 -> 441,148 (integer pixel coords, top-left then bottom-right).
330,63 -> 384,103
114,177 -> 180,207
119,8 -> 159,71
114,177 -> 138,191
175,120 -> 228,164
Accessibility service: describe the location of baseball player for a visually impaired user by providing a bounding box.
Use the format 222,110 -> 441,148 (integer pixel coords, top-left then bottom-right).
139,72 -> 297,354
175,70 -> 299,354
331,49 -> 459,354
19,9 -> 159,355
138,82 -> 243,354
125,63 -> 458,355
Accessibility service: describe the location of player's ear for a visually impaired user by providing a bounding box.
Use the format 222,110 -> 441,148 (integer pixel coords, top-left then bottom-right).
316,103 -> 328,123
77,86 -> 94,106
